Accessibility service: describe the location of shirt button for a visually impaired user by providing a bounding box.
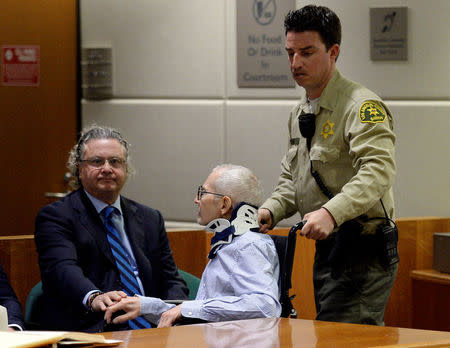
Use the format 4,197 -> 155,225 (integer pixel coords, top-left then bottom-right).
188,312 -> 193,316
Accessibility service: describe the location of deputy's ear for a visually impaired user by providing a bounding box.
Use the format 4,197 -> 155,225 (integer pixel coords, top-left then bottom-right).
329,43 -> 340,61
220,196 -> 233,216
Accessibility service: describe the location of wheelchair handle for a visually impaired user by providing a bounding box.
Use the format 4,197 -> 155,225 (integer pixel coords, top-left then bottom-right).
290,220 -> 307,234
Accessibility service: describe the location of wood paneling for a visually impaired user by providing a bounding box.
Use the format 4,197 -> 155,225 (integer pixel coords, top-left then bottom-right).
386,217 -> 450,328
0,236 -> 39,310
269,228 -> 317,319
166,230 -> 207,279
1,217 -> 448,327
411,271 -> 450,331
0,0 -> 78,237
411,269 -> 450,285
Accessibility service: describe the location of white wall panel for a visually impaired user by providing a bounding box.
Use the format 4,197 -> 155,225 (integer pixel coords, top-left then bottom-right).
82,100 -> 225,221
81,0 -> 225,98
226,100 -> 302,226
81,1 -> 449,225
225,0 -> 301,99
388,101 -> 450,217
296,0 -> 450,99
227,0 -> 450,99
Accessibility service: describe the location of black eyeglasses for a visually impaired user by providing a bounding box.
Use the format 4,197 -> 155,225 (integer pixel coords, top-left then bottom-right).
196,186 -> 226,200
80,157 -> 126,169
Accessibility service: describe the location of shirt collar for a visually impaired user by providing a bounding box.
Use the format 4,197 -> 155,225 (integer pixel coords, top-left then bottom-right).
84,189 -> 122,216
316,68 -> 341,112
300,68 -> 341,114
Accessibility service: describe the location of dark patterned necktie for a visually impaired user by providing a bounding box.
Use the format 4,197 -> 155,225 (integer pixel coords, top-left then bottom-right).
103,206 -> 152,329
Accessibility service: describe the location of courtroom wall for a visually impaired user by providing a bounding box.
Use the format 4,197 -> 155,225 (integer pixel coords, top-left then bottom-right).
80,0 -> 450,225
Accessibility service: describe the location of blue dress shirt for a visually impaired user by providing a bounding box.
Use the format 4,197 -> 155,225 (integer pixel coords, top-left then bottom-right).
82,191 -> 145,306
139,230 -> 281,323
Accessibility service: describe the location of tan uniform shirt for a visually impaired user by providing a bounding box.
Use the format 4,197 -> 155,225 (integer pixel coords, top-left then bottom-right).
262,69 -> 396,234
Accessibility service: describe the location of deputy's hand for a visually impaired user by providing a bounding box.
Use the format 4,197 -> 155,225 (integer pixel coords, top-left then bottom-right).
300,208 -> 336,240
157,305 -> 182,328
104,296 -> 140,324
91,290 -> 127,312
258,208 -> 273,234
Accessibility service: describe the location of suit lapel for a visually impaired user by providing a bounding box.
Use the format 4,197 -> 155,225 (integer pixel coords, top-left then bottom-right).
121,197 -> 145,257
121,197 -> 153,291
74,189 -> 116,265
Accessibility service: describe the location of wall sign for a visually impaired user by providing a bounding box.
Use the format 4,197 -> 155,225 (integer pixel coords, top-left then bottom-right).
237,0 -> 295,88
370,7 -> 408,61
2,45 -> 40,86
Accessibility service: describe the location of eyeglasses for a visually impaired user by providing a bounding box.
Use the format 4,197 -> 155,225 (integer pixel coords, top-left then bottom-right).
80,157 -> 126,169
196,185 -> 226,201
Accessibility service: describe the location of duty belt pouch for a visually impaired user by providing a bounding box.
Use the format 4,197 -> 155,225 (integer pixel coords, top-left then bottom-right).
327,219 -> 363,278
376,223 -> 399,268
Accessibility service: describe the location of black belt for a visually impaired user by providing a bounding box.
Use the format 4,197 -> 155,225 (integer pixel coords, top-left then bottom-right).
316,220 -> 382,266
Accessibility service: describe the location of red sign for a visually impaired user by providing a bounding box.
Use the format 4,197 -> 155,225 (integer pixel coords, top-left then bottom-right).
2,45 -> 40,86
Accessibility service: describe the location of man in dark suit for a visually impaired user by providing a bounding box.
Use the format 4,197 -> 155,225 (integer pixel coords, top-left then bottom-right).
0,262 -> 24,330
35,125 -> 188,332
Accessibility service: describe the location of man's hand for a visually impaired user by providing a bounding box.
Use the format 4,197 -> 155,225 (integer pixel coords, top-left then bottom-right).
90,290 -> 127,312
300,208 -> 336,240
104,296 -> 141,324
157,305 -> 182,328
258,208 -> 273,234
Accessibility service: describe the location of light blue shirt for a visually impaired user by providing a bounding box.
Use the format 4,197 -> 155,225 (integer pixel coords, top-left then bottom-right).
139,231 -> 281,324
82,190 -> 145,306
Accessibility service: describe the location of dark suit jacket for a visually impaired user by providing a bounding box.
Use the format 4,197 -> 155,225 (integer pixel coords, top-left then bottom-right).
35,189 -> 188,332
0,262 -> 24,329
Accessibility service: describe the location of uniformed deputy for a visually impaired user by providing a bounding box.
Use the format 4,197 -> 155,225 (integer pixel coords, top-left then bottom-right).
258,5 -> 398,325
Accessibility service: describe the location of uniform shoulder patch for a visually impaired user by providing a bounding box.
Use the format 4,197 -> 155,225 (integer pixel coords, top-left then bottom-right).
359,101 -> 387,124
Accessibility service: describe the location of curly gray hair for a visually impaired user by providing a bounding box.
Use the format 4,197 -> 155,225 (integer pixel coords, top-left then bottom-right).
67,125 -> 134,188
211,164 -> 264,207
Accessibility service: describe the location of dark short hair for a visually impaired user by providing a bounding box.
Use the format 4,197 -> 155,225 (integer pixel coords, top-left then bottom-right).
284,5 -> 341,51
